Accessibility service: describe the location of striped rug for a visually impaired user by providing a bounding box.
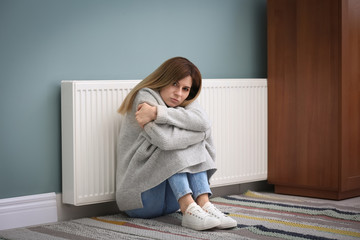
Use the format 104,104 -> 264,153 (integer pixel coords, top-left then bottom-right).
1,191 -> 359,240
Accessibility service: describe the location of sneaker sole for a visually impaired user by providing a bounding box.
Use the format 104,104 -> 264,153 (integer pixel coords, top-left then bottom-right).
182,221 -> 220,231
217,221 -> 238,229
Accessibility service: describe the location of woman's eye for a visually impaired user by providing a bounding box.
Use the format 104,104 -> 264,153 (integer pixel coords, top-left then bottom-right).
184,87 -> 190,91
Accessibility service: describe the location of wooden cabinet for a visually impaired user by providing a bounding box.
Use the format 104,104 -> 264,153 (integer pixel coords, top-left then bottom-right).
267,0 -> 360,200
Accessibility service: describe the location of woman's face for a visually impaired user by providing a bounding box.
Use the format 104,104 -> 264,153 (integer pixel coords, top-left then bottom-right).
160,75 -> 192,107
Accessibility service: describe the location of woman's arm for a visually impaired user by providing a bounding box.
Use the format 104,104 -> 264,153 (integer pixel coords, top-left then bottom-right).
136,103 -> 157,128
143,122 -> 209,151
133,88 -> 211,150
135,100 -> 211,131
155,101 -> 211,131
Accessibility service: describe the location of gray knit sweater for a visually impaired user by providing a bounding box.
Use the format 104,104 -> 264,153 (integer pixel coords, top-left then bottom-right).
115,88 -> 217,211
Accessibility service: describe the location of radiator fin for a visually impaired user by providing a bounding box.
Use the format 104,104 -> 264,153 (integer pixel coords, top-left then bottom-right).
198,79 -> 267,187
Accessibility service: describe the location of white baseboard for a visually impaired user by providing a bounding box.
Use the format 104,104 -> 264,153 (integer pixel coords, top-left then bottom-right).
56,193 -> 119,222
0,192 -> 57,230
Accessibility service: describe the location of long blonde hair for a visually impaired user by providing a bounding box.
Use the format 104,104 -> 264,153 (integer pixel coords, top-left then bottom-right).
118,57 -> 202,115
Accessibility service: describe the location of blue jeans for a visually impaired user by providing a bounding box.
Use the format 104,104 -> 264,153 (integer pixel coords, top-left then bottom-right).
125,171 -> 211,218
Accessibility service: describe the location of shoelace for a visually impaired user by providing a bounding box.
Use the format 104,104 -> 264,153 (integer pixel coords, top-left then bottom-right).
204,204 -> 225,218
187,205 -> 209,220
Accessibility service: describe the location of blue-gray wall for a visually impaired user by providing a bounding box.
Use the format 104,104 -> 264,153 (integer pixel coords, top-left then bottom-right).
0,0 -> 266,199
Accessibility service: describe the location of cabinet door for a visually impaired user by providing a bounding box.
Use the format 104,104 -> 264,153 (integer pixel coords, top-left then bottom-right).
268,0 -> 340,190
341,0 -> 360,193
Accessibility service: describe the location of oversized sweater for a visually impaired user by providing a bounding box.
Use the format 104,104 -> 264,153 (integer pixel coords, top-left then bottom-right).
115,88 -> 217,211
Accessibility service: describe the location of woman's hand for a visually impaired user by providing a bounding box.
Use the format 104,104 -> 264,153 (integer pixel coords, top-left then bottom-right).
136,103 -> 157,128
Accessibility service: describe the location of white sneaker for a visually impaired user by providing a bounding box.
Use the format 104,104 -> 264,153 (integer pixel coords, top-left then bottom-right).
182,202 -> 221,231
202,202 -> 237,229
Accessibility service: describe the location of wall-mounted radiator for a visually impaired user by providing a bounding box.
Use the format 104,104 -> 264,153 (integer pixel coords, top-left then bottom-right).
61,79 -> 267,206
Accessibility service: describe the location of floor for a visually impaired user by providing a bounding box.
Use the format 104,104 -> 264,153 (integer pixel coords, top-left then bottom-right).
212,181 -> 360,208
264,191 -> 360,208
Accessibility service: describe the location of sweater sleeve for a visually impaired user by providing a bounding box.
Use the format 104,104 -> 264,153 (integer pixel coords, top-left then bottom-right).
134,88 -> 210,151
155,100 -> 211,131
134,88 -> 163,111
135,88 -> 211,131
143,122 -> 207,151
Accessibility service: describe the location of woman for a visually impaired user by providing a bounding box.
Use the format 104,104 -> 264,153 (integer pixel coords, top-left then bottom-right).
116,57 -> 237,231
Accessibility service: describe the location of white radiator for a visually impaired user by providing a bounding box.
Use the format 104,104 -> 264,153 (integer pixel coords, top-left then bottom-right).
61,79 -> 267,205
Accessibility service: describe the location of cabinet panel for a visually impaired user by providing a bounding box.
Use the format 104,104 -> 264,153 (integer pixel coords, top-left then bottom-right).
268,0 -> 298,185
268,0 -> 340,190
341,0 -> 360,192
